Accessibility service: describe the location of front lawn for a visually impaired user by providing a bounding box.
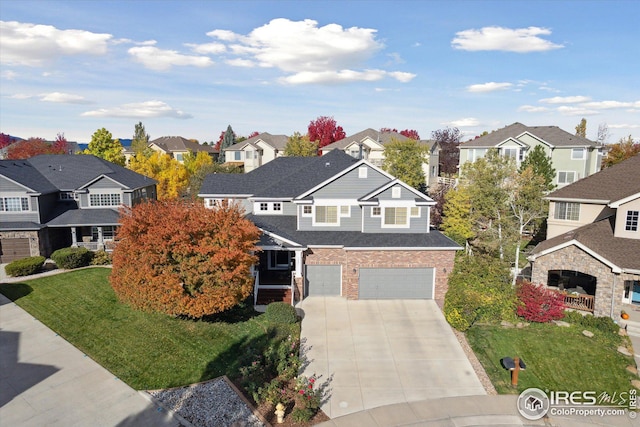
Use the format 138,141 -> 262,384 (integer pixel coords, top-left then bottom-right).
467,322 -> 637,396
0,267 -> 297,390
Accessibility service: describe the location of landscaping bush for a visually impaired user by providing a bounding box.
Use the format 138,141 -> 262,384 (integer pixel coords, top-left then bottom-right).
565,312 -> 619,334
5,256 -> 45,277
90,250 -> 112,265
444,254 -> 516,331
562,310 -> 584,324
516,281 -> 565,322
265,302 -> 298,324
51,247 -> 93,269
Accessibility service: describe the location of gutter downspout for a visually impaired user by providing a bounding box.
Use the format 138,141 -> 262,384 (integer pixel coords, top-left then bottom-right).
610,274 -> 617,319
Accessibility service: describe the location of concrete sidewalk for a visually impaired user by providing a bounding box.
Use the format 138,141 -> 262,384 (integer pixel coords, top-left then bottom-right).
0,293 -> 179,427
316,395 -> 638,427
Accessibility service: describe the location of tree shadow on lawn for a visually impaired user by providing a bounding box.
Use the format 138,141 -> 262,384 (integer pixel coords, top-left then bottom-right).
0,282 -> 33,304
197,296 -> 262,324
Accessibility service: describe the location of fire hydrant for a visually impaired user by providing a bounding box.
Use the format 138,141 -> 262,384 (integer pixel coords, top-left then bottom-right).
275,402 -> 285,424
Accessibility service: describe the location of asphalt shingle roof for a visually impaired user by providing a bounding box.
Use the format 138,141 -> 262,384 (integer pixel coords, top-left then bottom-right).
460,122 -> 600,148
322,128 -> 432,151
225,132 -> 289,151
248,215 -> 461,249
547,154 -> 640,203
532,216 -> 640,271
0,159 -> 58,193
46,208 -> 121,227
150,136 -> 218,154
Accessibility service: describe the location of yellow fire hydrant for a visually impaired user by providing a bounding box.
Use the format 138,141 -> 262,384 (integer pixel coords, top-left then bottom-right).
275,402 -> 285,424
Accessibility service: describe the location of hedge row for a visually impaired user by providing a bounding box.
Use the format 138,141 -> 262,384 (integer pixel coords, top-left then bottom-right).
5,256 -> 46,277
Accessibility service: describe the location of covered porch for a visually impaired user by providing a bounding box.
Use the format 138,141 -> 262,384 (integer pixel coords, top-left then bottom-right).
546,269 -> 597,313
252,233 -> 305,306
46,208 -> 121,253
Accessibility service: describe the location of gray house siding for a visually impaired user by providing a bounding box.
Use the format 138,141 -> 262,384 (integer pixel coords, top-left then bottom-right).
123,193 -> 132,206
362,205 -> 429,234
0,176 -> 28,192
310,166 -> 390,199
376,185 -> 420,200
88,177 -> 123,189
283,201 -> 296,216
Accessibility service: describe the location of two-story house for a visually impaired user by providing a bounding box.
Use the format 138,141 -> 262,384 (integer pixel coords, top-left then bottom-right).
0,155 -> 156,262
222,132 -> 289,172
148,136 -> 218,163
199,150 -> 460,305
321,129 -> 441,187
528,154 -> 640,318
459,122 -> 603,187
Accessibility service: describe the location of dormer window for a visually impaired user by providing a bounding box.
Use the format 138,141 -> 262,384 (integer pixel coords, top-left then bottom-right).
626,210 -> 639,232
59,192 -> 77,201
260,203 -> 268,211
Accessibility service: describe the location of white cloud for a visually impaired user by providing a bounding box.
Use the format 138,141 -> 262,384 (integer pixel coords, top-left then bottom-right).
225,58 -> 256,67
452,26 -> 563,52
518,105 -> 549,113
81,100 -> 193,119
10,93 -> 33,99
557,106 -> 598,116
205,18 -> 411,84
467,82 -> 513,93
128,46 -> 213,71
2,70 -> 17,80
186,42 -> 226,55
447,118 -> 481,127
40,92 -> 91,104
580,100 -> 640,109
540,96 -> 591,104
608,123 -> 640,129
0,20 -> 112,66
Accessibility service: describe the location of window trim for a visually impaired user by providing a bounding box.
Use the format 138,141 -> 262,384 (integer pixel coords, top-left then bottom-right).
0,196 -> 30,212
302,205 -> 312,216
625,210 -> 639,232
358,166 -> 368,178
410,207 -> 421,218
382,206 -> 409,228
572,148 -> 585,160
391,186 -> 401,199
313,205 -> 339,226
340,205 -> 350,217
557,171 -> 577,185
89,193 -> 121,207
371,206 -> 381,217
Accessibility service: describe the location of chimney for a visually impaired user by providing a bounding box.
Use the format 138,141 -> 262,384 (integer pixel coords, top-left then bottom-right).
358,142 -> 364,160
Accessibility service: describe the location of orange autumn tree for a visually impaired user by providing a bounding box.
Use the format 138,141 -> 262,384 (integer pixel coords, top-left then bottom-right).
110,199 -> 260,318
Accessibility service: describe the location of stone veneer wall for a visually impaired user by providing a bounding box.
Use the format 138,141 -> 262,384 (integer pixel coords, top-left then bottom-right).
303,248 -> 456,303
531,245 -> 620,318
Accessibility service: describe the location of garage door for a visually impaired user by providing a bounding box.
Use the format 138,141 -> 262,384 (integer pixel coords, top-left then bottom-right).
305,265 -> 341,296
359,268 -> 434,299
0,238 -> 31,263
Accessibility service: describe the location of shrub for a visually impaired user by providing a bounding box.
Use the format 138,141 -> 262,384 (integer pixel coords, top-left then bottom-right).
565,312 -> 619,334
5,256 -> 45,277
443,254 -> 516,331
291,407 -> 313,423
562,310 -> 584,325
516,281 -> 565,322
90,250 -> 112,265
265,302 -> 298,324
51,247 -> 93,269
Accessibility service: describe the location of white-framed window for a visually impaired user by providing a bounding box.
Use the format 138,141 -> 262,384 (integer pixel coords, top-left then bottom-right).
175,153 -> 184,162
384,207 -> 408,226
431,166 -> 437,177
349,148 -> 360,158
340,205 -> 350,217
89,193 -> 121,207
206,198 -> 224,208
234,151 -> 242,161
358,166 -> 368,178
554,202 -> 580,221
59,192 -> 78,201
572,148 -> 585,160
0,197 -> 29,212
626,210 -> 639,231
314,206 -> 338,225
372,207 -> 381,217
392,186 -> 401,199
410,207 -> 420,217
273,202 -> 282,212
255,201 -> 284,214
260,203 -> 268,211
302,205 -> 312,216
557,171 -> 577,185
503,148 -> 518,159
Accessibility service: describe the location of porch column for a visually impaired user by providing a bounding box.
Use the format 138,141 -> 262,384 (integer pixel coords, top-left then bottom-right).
294,250 -> 303,278
70,227 -> 78,247
97,226 -> 105,250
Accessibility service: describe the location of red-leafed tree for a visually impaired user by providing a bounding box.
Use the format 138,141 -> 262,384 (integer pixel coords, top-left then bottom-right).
432,127 -> 461,175
213,131 -> 226,152
380,128 -> 420,140
0,133 -> 11,149
110,199 -> 260,318
6,137 -> 68,159
52,133 -> 70,154
308,116 -> 346,149
516,281 -> 565,323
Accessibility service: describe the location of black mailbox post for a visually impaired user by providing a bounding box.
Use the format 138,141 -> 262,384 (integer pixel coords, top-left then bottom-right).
501,356 -> 526,386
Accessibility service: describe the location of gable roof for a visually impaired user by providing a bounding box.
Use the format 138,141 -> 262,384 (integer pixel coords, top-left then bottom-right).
225,132 -> 289,151
1,155 -> 156,191
199,150 -> 358,198
547,154 -> 640,204
322,128 -> 411,151
460,122 -> 600,149
531,216 -> 640,272
149,136 -> 217,154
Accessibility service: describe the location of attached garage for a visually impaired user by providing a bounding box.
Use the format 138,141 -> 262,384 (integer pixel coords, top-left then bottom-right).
0,238 -> 31,263
305,265 -> 341,296
359,267 -> 434,299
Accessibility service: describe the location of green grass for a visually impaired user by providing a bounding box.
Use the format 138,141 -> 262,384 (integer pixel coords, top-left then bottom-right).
0,268 -> 297,390
467,323 -> 637,395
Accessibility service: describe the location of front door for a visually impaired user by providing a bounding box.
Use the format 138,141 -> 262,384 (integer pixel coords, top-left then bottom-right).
268,250 -> 290,270
623,280 -> 640,305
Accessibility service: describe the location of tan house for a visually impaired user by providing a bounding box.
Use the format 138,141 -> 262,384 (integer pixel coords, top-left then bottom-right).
459,123 -> 603,187
148,136 -> 218,163
321,129 -> 440,187
529,154 -> 640,318
223,132 -> 288,172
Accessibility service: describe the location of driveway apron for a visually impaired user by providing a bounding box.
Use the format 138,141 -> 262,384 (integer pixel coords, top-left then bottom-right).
298,297 -> 486,418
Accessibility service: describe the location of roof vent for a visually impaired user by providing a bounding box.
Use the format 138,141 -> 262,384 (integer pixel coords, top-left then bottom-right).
325,162 -> 331,167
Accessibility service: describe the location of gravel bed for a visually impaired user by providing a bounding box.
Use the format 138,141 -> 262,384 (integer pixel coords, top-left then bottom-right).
148,378 -> 265,427
452,328 -> 498,395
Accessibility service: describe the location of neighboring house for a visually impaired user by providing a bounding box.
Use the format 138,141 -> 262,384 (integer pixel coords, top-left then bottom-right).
223,132 -> 289,172
321,129 -> 440,187
148,136 -> 218,163
0,155 -> 157,263
199,150 -> 461,305
528,154 -> 640,318
459,122 -> 603,187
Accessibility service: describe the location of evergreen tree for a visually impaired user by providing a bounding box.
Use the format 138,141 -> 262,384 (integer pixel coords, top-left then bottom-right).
131,122 -> 150,155
218,125 -> 236,163
519,145 -> 556,191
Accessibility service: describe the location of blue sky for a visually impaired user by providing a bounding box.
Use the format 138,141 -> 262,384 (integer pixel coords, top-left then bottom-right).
1,0 -> 638,144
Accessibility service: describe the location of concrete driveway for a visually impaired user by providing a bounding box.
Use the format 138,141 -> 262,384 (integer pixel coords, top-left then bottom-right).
298,297 -> 486,419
